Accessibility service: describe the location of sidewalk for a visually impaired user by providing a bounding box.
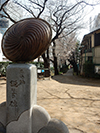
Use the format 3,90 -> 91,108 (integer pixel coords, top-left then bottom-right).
0,70 -> 100,133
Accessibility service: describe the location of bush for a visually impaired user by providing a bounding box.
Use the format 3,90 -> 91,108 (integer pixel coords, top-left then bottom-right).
83,61 -> 95,78
94,73 -> 100,79
0,62 -> 12,76
30,62 -> 44,68
0,61 -> 44,77
60,64 -> 68,73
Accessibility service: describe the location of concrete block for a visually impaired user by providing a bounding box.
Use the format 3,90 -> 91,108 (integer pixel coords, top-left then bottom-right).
6,64 -> 37,133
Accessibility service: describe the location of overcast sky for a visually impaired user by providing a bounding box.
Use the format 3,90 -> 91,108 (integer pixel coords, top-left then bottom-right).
78,2 -> 100,41
7,0 -> 100,42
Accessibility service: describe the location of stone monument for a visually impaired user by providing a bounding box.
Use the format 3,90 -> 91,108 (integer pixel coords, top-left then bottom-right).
0,18 -> 69,133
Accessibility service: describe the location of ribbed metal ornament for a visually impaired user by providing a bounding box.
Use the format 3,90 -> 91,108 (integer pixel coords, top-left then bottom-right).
1,18 -> 52,62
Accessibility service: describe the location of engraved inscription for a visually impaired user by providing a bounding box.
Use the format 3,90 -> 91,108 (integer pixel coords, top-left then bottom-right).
10,80 -> 25,87
9,69 -> 25,108
9,100 -> 18,107
11,88 -> 17,98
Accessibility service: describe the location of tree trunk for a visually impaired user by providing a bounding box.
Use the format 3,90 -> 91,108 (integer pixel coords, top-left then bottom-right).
42,49 -> 50,77
68,59 -> 78,75
52,41 -> 59,75
54,56 -> 59,75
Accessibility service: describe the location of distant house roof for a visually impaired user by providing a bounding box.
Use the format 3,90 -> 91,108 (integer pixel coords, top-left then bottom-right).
81,28 -> 100,45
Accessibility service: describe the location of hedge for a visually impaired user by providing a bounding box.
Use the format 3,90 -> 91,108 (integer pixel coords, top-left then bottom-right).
83,61 -> 95,78
0,61 -> 44,77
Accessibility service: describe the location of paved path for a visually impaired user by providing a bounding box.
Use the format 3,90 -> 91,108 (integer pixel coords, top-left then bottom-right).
0,69 -> 100,133
37,69 -> 100,133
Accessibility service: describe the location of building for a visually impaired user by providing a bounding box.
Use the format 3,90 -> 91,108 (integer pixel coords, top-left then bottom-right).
80,27 -> 100,74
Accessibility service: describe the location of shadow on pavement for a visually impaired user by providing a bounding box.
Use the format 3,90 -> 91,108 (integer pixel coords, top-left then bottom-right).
0,77 -> 6,86
52,69 -> 100,87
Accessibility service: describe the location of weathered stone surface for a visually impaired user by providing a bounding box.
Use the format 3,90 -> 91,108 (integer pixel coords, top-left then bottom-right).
7,109 -> 32,133
38,126 -> 61,133
47,118 -> 69,133
0,102 -> 6,126
7,105 -> 51,133
32,105 -> 51,133
6,64 -> 37,133
0,122 -> 6,133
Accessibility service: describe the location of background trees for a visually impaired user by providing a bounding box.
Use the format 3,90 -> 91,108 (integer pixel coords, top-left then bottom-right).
0,0 -> 23,23
0,0 -> 100,75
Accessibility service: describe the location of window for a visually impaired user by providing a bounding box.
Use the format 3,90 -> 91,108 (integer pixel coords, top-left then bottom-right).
88,56 -> 92,63
94,32 -> 100,46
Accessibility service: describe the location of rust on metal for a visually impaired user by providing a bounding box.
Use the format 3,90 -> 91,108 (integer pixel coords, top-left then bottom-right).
1,18 -> 52,62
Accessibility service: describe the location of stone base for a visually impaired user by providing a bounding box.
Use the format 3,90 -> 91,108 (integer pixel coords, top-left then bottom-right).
6,64 -> 37,133
0,103 -> 69,133
0,102 -> 6,133
0,63 -> 69,133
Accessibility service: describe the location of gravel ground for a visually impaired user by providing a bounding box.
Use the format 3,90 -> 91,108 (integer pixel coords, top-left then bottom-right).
0,69 -> 100,133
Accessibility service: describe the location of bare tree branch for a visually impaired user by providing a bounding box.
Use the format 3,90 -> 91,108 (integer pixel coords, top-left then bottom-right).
28,0 -> 43,8
0,0 -> 10,11
37,0 -> 48,18
0,13 -> 7,18
60,27 -> 79,39
59,1 -> 100,29
2,8 -> 16,23
14,1 -> 36,18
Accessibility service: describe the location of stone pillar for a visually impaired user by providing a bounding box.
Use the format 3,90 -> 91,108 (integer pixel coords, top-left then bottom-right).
6,63 -> 37,133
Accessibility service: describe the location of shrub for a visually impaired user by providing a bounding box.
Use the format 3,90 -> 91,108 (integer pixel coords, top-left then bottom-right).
0,61 -> 44,77
60,64 -> 68,73
30,62 -> 44,68
94,73 -> 100,79
83,61 -> 95,78
0,62 -> 12,76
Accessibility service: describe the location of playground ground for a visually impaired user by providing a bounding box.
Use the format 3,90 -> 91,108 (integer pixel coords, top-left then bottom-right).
0,69 -> 100,133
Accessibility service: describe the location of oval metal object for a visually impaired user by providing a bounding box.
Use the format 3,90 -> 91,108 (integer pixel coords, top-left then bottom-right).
1,18 -> 52,62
